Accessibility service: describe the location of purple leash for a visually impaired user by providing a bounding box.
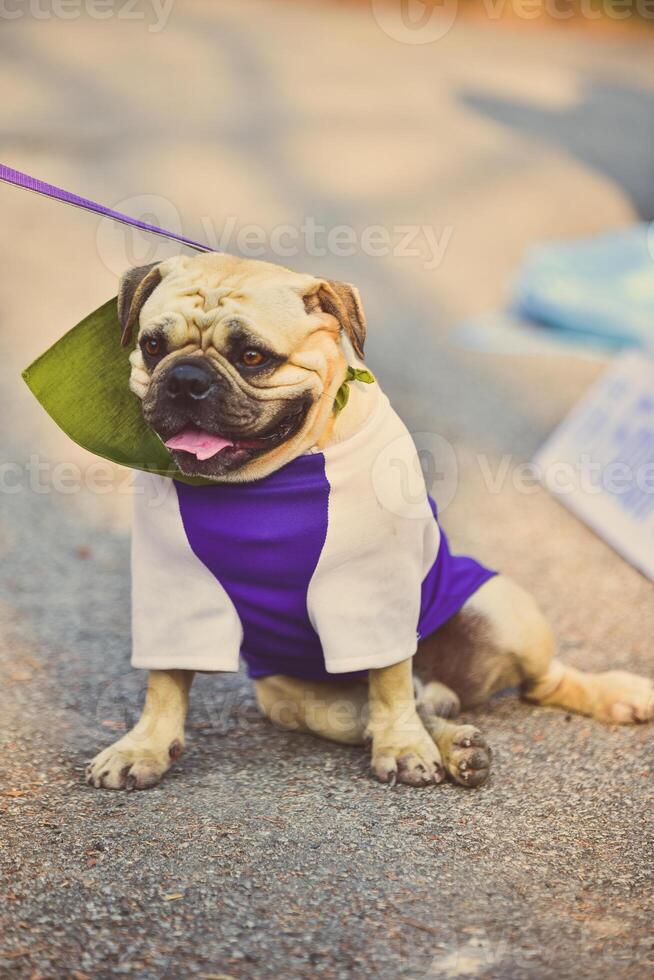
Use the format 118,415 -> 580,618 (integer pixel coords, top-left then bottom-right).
0,163 -> 212,253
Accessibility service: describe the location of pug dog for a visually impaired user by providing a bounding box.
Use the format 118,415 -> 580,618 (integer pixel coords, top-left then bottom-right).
86,253 -> 654,791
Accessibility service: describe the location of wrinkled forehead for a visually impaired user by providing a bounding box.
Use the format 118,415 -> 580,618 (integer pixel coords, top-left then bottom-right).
139,256 -> 316,351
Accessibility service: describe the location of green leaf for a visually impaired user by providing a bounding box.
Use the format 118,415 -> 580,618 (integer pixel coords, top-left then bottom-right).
332,365 -> 376,414
22,296 -> 209,485
333,380 -> 350,413
351,368 -> 375,385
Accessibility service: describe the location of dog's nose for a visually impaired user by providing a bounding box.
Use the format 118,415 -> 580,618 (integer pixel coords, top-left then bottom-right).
165,360 -> 216,401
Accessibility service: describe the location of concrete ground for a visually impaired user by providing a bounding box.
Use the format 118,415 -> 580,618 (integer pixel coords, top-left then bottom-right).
1,3 -> 653,977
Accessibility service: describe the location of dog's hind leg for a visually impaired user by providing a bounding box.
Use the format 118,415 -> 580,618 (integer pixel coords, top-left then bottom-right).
524,660 -> 654,724
86,669 -> 194,790
417,574 -> 654,725
254,673 -> 369,745
467,575 -> 654,723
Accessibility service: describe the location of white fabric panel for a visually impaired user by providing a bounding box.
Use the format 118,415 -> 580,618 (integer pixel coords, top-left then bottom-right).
307,388 -> 440,674
130,471 -> 242,671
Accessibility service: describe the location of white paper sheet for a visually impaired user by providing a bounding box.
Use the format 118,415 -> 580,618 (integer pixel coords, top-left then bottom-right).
534,350 -> 654,580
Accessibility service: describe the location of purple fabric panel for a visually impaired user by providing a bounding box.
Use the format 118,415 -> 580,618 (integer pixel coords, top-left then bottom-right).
418,496 -> 497,640
175,465 -> 494,682
0,164 -> 211,252
174,454 -> 334,681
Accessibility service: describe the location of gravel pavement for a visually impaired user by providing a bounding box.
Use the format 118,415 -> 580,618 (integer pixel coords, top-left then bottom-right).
1,4 -> 653,977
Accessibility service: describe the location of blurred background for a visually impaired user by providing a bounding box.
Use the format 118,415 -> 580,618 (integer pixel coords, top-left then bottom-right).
1,3 -> 654,978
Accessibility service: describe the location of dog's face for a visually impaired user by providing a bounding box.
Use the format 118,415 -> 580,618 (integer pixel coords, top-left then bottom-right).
119,253 -> 366,482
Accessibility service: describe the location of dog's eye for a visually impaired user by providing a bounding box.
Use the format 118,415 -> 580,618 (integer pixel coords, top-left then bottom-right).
144,337 -> 162,357
240,349 -> 266,367
141,335 -> 166,362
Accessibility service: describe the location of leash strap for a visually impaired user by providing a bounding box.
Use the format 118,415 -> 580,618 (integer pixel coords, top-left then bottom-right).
0,163 -> 212,253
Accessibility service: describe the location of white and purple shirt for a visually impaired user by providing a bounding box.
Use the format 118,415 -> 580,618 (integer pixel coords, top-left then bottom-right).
131,386 -> 495,680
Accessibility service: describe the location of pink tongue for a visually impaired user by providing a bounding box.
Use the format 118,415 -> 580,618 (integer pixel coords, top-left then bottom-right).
165,429 -> 235,461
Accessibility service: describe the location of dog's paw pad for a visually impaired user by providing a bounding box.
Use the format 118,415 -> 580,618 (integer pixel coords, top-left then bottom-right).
444,726 -> 491,788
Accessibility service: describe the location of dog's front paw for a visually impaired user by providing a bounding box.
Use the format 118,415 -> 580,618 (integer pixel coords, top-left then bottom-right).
85,733 -> 184,790
590,671 -> 654,724
370,721 -> 444,787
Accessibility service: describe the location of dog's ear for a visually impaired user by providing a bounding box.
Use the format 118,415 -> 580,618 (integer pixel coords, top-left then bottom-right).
117,262 -> 163,347
306,279 -> 367,359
